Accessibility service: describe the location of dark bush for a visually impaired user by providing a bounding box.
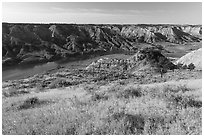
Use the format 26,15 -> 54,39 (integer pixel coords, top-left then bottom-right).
91,92 -> 109,101
187,63 -> 195,71
177,63 -> 183,69
182,64 -> 188,69
19,97 -> 40,110
172,95 -> 202,108
18,97 -> 53,110
154,57 -> 170,78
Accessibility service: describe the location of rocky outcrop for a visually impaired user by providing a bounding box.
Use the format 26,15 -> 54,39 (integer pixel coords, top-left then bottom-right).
2,23 -> 202,66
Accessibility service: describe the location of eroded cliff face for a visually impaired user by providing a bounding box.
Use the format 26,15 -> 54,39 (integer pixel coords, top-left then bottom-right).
2,23 -> 202,66
121,25 -> 201,43
181,25 -> 202,36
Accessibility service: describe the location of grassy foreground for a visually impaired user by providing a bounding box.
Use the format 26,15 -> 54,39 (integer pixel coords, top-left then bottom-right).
2,78 -> 202,135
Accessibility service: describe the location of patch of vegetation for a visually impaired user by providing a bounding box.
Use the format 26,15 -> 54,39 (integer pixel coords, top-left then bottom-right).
177,63 -> 195,71
116,86 -> 143,98
48,78 -> 74,89
2,73 -> 202,135
182,64 -> 188,69
187,63 -> 195,71
18,97 -> 40,110
163,84 -> 190,94
91,92 -> 109,101
111,112 -> 145,134
167,94 -> 202,109
144,84 -> 201,110
3,88 -> 29,97
18,97 -> 52,110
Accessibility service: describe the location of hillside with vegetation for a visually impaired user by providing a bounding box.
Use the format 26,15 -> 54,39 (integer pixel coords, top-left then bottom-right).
2,46 -> 202,135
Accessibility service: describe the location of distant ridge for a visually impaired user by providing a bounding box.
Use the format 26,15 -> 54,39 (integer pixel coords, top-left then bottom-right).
2,23 -> 202,66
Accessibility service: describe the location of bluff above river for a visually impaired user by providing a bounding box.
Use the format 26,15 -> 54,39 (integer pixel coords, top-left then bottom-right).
2,23 -> 202,66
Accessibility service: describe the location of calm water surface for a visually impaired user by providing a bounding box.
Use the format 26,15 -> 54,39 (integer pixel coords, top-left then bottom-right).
2,54 -> 132,81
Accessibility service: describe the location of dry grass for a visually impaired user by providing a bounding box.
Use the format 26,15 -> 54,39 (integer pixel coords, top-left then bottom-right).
3,87 -> 30,97
2,79 -> 202,135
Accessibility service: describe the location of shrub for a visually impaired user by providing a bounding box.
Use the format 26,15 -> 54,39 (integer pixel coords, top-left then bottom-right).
19,97 -> 40,110
187,63 -> 195,71
91,92 -> 109,101
117,86 -> 142,98
177,63 -> 183,69
154,57 -> 169,78
18,97 -> 53,110
172,95 -> 202,108
182,64 -> 188,69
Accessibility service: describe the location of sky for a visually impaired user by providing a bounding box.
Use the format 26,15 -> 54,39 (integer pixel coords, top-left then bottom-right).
2,2 -> 202,24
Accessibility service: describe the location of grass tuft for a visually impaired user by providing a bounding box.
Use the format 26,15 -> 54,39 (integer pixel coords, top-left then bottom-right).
117,86 -> 143,98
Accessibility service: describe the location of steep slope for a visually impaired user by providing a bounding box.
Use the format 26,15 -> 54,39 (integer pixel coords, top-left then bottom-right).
2,23 -> 202,66
86,47 -> 176,73
121,25 -> 201,43
127,47 -> 176,73
176,48 -> 202,70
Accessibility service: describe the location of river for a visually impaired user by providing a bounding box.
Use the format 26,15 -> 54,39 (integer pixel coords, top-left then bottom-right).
2,54 -> 132,81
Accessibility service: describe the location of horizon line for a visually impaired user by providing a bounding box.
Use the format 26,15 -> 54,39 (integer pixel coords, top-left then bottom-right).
2,22 -> 202,26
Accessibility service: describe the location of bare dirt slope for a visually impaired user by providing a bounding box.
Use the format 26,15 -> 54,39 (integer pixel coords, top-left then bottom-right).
176,48 -> 202,70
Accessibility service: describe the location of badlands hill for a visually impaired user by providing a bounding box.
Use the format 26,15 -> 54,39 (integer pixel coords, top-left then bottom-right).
176,48 -> 202,70
86,47 -> 176,73
2,23 -> 202,66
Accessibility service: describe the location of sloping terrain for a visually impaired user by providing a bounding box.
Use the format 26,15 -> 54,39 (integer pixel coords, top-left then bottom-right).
2,45 -> 202,134
176,48 -> 202,70
2,23 -> 202,66
2,47 -> 201,98
2,54 -> 132,81
2,22 -> 202,135
86,47 -> 176,73
2,77 -> 202,135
